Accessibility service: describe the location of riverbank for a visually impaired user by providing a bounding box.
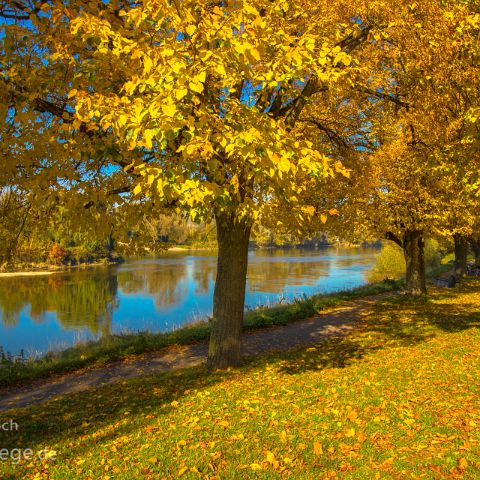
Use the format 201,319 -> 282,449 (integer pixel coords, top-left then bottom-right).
0,257 -> 124,277
166,245 -> 217,252
1,278 -> 479,479
0,280 -> 401,389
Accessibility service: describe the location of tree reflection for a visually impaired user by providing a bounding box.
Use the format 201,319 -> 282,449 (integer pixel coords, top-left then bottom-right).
247,258 -> 331,293
191,259 -> 216,294
0,271 -> 118,335
117,262 -> 188,308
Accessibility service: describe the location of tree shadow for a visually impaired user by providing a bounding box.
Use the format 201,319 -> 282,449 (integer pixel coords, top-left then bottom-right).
273,282 -> 480,376
0,365 -> 230,461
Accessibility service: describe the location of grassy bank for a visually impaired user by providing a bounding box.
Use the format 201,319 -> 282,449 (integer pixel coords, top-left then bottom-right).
0,280 -> 402,389
1,279 -> 479,479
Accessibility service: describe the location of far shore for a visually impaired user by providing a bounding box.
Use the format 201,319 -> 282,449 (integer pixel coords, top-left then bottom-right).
0,244 -> 370,277
0,270 -> 56,278
167,246 -> 216,252
0,259 -> 123,278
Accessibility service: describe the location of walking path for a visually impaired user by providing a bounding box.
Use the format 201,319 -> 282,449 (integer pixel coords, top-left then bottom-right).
0,293 -> 391,412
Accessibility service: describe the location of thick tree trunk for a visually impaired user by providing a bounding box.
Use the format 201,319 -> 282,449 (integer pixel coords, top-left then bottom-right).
206,212 -> 251,370
454,234 -> 468,276
469,237 -> 480,266
403,230 -> 427,295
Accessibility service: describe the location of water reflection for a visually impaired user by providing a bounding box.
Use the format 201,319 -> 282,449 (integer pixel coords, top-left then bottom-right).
0,248 -> 377,355
0,273 -> 117,335
117,261 -> 189,308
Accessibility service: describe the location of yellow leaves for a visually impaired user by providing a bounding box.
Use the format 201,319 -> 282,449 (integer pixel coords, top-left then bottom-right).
458,457 -> 468,471
175,88 -> 188,100
265,450 -> 280,469
242,3 -> 259,17
303,206 -> 315,217
169,59 -> 184,74
143,55 -> 154,75
214,63 -> 227,76
249,47 -> 261,62
404,417 -> 415,427
185,25 -> 196,37
250,463 -> 263,471
177,466 -> 188,476
334,161 -> 350,178
162,103 -> 177,117
189,81 -> 204,94
278,157 -> 292,174
345,428 -> 355,438
333,51 -> 352,67
313,441 -> 323,455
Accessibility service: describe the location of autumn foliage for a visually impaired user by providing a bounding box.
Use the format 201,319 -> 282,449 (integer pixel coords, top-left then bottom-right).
47,244 -> 68,265
1,0 -> 480,366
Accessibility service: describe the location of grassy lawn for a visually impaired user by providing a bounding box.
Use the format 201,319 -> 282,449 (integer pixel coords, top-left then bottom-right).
1,279 -> 479,479
0,280 -> 401,388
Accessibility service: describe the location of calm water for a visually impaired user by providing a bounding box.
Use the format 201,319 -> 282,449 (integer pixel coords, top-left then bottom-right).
0,248 -> 377,356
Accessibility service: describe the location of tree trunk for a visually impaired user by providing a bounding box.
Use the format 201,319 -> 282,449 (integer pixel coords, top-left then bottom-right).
206,212 -> 251,370
470,237 -> 480,266
454,234 -> 468,276
106,233 -> 115,258
403,230 -> 427,295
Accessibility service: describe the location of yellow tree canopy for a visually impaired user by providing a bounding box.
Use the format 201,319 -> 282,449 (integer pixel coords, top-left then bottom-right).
313,0 -> 480,243
30,0 -> 377,228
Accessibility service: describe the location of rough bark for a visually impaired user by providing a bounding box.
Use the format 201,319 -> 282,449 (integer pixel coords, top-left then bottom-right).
454,234 -> 468,276
403,230 -> 427,295
206,212 -> 251,370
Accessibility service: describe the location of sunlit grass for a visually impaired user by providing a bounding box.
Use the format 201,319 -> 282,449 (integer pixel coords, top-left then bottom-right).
1,279 -> 479,479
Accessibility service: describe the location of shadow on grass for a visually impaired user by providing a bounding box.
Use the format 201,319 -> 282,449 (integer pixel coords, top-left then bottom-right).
1,280 -> 479,461
0,365 -> 229,458
275,279 -> 480,375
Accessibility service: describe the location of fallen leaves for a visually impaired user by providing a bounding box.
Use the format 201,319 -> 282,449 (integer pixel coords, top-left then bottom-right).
313,441 -> 323,455
3,281 -> 480,479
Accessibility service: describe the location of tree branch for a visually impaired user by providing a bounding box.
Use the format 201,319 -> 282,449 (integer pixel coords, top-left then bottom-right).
279,24 -> 373,129
385,231 -> 403,247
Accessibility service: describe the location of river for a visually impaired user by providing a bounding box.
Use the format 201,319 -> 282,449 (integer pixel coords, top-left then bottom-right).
0,247 -> 377,356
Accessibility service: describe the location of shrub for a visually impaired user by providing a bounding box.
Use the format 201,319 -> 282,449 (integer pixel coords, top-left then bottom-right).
367,242 -> 405,283
48,243 -> 69,265
70,246 -> 95,264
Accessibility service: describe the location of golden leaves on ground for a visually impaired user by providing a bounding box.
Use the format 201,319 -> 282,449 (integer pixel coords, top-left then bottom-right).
3,284 -> 480,478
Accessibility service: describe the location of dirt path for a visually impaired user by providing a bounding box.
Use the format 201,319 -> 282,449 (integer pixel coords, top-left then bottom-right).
0,293 -> 391,412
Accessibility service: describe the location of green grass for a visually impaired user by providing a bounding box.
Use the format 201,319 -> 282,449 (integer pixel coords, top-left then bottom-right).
1,278 -> 479,479
0,280 -> 402,389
